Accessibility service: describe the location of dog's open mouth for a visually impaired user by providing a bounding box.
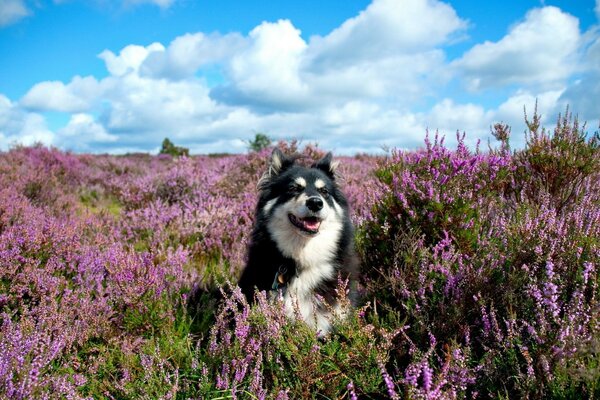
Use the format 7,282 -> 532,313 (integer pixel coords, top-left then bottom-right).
288,214 -> 321,234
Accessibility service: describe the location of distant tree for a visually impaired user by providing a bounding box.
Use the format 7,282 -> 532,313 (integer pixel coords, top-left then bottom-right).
160,138 -> 175,154
247,133 -> 272,152
160,138 -> 189,157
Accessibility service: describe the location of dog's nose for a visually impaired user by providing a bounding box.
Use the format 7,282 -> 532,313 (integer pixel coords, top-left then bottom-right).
306,196 -> 323,212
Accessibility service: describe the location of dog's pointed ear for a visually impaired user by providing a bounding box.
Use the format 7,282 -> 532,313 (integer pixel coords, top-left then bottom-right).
269,148 -> 294,175
312,152 -> 339,179
257,148 -> 296,190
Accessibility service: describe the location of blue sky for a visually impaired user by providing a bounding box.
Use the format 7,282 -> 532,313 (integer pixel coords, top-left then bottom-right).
1,0 -> 599,154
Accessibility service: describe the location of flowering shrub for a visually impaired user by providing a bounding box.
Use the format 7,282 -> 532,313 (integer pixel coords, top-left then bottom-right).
358,111 -> 599,398
0,110 -> 598,399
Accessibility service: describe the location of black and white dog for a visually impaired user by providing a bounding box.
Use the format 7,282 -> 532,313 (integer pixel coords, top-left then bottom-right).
238,148 -> 359,334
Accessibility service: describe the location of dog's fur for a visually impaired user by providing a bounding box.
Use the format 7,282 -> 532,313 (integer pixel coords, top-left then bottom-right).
238,148 -> 359,334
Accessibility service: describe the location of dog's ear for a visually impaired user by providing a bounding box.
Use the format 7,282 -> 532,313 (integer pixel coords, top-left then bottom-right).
312,152 -> 339,179
257,148 -> 296,190
269,148 -> 295,175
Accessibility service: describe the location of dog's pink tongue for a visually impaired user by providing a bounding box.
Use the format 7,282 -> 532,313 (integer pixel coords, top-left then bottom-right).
303,218 -> 320,231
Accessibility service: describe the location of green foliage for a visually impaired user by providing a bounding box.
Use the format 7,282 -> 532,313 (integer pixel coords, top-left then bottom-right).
247,132 -> 272,152
159,137 -> 190,157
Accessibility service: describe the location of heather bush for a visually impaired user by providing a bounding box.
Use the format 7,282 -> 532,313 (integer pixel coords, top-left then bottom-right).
358,111 -> 600,398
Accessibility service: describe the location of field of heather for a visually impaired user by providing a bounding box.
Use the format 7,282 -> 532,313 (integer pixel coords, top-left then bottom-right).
1,113 -> 599,399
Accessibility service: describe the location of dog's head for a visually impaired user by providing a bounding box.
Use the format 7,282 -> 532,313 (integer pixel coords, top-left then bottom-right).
258,148 -> 346,239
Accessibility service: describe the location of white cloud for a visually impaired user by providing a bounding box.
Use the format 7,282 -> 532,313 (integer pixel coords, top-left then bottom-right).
596,0 -> 600,20
559,30 -> 600,119
227,20 -> 308,105
214,0 -> 465,111
307,0 -> 466,68
99,43 -> 165,77
140,32 -> 245,79
201,103 -> 427,154
315,104 -> 427,152
0,95 -> 54,148
16,40 -> 230,151
304,50 -> 449,106
57,113 -> 118,151
20,76 -> 101,113
560,75 -> 600,120
493,89 -> 564,126
453,7 -> 580,90
426,99 -> 490,134
0,0 -> 29,27
99,73 -> 221,134
484,89 -> 565,148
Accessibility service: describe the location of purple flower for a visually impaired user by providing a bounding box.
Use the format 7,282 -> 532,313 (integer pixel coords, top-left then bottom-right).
379,361 -> 399,400
347,381 -> 358,400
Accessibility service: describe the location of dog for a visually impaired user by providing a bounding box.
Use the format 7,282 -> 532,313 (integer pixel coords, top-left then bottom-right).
238,148 -> 359,334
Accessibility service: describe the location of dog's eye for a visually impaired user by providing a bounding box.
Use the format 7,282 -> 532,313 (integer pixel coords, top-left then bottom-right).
318,188 -> 330,198
289,184 -> 303,193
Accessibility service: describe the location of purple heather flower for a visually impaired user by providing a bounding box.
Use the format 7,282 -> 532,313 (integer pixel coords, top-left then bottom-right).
422,363 -> 433,393
347,381 -> 358,400
379,361 -> 399,400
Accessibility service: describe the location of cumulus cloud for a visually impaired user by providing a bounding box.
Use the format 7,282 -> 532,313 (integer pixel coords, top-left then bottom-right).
99,43 -> 166,77
560,78 -> 600,122
0,95 -> 54,148
214,0 -> 466,111
56,113 -> 118,152
559,28 -> 600,120
0,0 -> 29,27
493,90 -> 564,126
230,21 -> 308,102
314,103 -> 427,152
21,76 -> 101,113
140,32 -> 245,80
453,7 -> 580,90
426,99 -> 490,134
98,74 -> 222,139
307,0 -> 466,68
